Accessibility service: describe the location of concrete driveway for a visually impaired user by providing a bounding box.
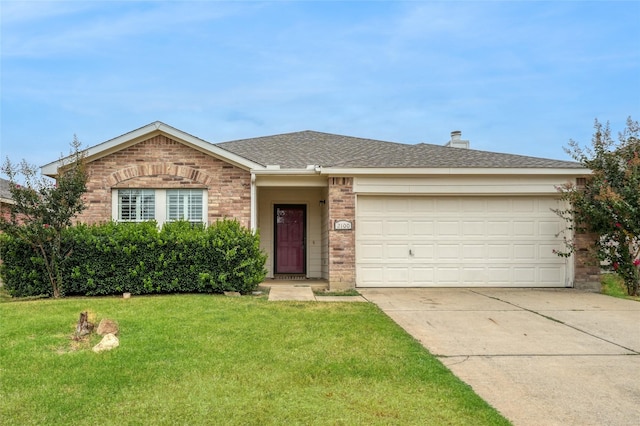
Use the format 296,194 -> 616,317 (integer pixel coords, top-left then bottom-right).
359,288 -> 640,426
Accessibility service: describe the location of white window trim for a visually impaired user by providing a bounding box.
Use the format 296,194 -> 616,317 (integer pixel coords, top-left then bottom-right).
112,189 -> 208,226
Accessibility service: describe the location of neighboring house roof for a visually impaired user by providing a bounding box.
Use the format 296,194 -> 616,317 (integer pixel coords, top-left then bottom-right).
217,130 -> 583,169
0,178 -> 13,203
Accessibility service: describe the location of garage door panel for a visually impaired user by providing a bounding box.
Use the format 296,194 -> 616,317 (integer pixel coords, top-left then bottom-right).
386,267 -> 409,284
513,199 -> 535,212
487,267 -> 511,283
436,198 -> 460,212
359,219 -> 382,237
487,221 -> 511,235
462,244 -> 485,259
359,267 -> 384,286
539,221 -> 560,236
461,199 -> 486,212
387,244 -> 409,260
514,244 -> 536,259
359,243 -> 383,261
356,196 -> 569,288
539,198 -> 560,210
462,221 -> 485,235
409,198 -> 435,211
411,220 -> 434,236
540,267 -> 564,284
461,268 -> 487,283
487,199 -> 511,212
386,198 -> 410,213
487,244 -> 511,259
437,244 -> 460,260
437,222 -> 459,236
412,244 -> 435,258
387,220 -> 409,236
513,267 -> 536,283
513,221 -> 535,236
539,244 -> 562,260
411,267 -> 435,284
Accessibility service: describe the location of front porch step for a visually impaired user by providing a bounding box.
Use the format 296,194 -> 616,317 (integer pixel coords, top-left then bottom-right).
273,274 -> 307,280
261,278 -> 328,292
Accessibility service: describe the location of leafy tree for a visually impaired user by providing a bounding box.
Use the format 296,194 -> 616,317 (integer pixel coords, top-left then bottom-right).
0,137 -> 87,298
555,118 -> 639,296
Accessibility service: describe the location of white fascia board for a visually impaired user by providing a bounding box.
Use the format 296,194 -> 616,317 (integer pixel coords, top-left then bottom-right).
317,167 -> 590,176
41,121 -> 264,177
251,168 -> 320,176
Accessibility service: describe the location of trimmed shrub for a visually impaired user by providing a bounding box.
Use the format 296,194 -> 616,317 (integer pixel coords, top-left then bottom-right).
0,219 -> 267,297
0,233 -> 51,297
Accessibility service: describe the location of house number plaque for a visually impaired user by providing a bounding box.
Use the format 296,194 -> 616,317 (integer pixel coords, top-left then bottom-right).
334,220 -> 353,230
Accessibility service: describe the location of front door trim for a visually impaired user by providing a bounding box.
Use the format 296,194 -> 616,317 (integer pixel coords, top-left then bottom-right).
273,204 -> 307,275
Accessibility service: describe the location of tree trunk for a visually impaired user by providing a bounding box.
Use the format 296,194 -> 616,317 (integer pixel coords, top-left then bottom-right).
74,311 -> 93,339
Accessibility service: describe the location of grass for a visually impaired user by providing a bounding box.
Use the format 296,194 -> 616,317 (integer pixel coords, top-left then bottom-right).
601,273 -> 640,301
0,294 -> 510,425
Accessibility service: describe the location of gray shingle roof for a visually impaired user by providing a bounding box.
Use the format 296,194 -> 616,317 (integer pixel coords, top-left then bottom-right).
216,130 -> 582,169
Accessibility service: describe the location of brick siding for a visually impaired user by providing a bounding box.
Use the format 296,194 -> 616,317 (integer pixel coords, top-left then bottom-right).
75,134 -> 251,227
327,177 -> 356,289
573,230 -> 601,291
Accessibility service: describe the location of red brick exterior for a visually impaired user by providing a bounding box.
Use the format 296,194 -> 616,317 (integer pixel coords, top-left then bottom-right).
76,134 -> 251,227
327,177 -> 356,289
573,230 -> 601,291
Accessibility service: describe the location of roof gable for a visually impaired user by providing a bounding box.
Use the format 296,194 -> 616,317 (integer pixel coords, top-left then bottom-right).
41,121 -> 262,177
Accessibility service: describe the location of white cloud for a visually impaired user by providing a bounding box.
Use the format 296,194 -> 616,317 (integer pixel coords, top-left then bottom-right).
1,1 -> 253,57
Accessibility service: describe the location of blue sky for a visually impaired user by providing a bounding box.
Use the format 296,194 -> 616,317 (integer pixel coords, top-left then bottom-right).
1,1 -> 639,169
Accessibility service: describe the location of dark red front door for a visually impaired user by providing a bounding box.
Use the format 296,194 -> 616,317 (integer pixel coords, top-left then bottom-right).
274,205 -> 306,274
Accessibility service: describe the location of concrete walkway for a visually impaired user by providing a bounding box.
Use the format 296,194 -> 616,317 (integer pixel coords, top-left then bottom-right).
267,285 -> 366,302
359,288 -> 640,426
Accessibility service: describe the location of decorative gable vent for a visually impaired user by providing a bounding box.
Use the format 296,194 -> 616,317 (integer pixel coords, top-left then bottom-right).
445,130 -> 470,149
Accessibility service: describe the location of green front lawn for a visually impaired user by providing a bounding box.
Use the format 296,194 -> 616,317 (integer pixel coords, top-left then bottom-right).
601,273 -> 640,301
0,294 -> 510,425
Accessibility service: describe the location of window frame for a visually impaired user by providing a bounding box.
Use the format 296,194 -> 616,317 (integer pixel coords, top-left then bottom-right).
116,189 -> 156,222
166,189 -> 205,223
112,189 -> 207,225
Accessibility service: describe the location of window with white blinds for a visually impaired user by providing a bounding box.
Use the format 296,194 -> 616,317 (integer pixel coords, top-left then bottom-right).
118,189 -> 155,222
167,189 -> 203,223
113,189 -> 206,225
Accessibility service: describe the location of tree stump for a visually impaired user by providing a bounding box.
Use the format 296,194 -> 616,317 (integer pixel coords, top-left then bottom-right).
74,311 -> 94,339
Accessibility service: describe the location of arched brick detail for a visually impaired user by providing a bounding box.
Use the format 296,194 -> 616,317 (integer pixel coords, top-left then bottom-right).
108,163 -> 214,186
76,134 -> 251,227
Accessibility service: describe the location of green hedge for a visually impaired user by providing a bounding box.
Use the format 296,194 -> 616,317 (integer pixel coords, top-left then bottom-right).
0,219 -> 267,297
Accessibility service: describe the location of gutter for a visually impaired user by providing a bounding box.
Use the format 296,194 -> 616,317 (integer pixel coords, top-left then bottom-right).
314,167 -> 590,176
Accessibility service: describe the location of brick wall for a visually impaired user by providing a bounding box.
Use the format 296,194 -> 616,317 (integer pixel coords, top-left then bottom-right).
75,134 -> 251,227
327,177 -> 356,289
573,230 -> 601,291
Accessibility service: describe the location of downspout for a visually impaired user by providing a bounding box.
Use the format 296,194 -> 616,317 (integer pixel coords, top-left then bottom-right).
250,172 -> 257,232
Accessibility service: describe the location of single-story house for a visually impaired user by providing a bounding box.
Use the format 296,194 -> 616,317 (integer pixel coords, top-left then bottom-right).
42,121 -> 598,290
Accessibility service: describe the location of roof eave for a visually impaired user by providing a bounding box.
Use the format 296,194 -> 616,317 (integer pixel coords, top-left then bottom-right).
251,168 -> 320,176
317,167 -> 590,176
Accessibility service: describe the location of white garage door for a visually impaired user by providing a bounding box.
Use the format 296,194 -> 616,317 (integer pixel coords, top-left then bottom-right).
356,196 -> 570,287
